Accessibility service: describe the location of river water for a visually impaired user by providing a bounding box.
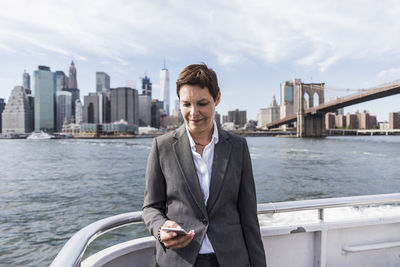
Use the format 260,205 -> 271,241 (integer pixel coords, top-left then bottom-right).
1,136 -> 399,266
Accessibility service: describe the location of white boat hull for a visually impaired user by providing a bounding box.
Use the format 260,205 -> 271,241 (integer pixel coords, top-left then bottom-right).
82,214 -> 400,267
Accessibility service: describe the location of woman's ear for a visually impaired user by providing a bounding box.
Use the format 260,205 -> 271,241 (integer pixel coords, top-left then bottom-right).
215,92 -> 221,106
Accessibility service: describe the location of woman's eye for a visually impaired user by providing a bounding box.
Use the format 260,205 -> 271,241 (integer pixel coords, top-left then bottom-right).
182,103 -> 190,107
198,102 -> 208,106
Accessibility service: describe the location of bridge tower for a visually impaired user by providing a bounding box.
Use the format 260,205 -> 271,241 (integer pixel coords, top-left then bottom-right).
297,82 -> 325,137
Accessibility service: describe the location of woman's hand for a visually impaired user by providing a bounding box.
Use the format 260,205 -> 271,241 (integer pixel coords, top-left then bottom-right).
159,220 -> 195,250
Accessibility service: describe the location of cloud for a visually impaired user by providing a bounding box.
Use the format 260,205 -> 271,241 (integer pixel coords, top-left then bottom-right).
373,67 -> 400,86
1,0 -> 400,72
377,67 -> 400,79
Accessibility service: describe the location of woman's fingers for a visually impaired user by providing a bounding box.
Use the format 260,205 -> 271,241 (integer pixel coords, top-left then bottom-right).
163,220 -> 179,228
163,230 -> 195,249
160,220 -> 195,249
160,220 -> 179,241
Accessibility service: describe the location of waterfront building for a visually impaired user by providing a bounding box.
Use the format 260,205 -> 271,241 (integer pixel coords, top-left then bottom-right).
83,92 -> 104,124
161,115 -> 183,129
257,96 -> 280,129
244,120 -> 257,131
138,94 -> 151,126
171,99 -> 180,117
0,98 -> 5,133
359,110 -> 377,129
151,99 -> 162,128
355,111 -> 362,127
171,109 -> 180,117
61,121 -> 81,135
34,66 -> 56,133
160,63 -> 170,115
2,86 -> 34,133
379,121 -> 390,130
68,61 -> 78,89
221,122 -> 236,131
227,109 -> 247,127
96,72 -> 110,93
104,91 -> 112,123
222,115 -> 228,124
175,99 -> 179,110
280,80 -> 298,119
56,71 -> 68,91
75,99 -> 83,124
239,110 -> 247,127
110,87 -> 139,125
335,114 -> 346,128
62,88 -> 80,118
142,74 -> 152,97
56,91 -> 72,132
215,111 -> 221,127
80,121 -> 138,136
138,125 -> 159,135
23,70 -> 31,94
346,113 -> 358,129
325,113 -> 336,129
389,112 -> 400,129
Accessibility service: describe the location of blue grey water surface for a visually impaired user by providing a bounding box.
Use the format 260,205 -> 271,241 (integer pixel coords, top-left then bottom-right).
0,136 -> 400,266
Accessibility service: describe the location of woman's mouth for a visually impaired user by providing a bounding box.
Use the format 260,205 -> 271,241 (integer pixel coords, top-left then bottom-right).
190,119 -> 202,123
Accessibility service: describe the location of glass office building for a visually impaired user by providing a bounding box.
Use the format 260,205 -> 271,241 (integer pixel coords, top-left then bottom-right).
34,66 -> 56,133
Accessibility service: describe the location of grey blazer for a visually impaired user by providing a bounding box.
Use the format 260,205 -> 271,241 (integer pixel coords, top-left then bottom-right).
142,124 -> 266,267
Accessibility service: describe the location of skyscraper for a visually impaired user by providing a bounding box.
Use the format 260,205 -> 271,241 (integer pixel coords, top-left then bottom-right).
2,86 -> 34,133
160,61 -> 170,115
110,87 -> 139,124
56,91 -> 72,132
0,98 -> 5,133
68,61 -> 78,89
138,94 -> 151,126
83,93 -> 102,124
75,99 -> 83,124
227,109 -> 247,127
151,99 -> 161,128
96,72 -> 110,93
34,66 -> 56,133
23,70 -> 31,94
83,91 -> 110,124
257,96 -> 280,128
142,74 -> 152,97
172,99 -> 180,117
390,112 -> 400,129
62,88 -> 80,118
56,71 -> 68,91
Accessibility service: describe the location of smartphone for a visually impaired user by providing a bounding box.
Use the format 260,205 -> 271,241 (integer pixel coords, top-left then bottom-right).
160,227 -> 188,235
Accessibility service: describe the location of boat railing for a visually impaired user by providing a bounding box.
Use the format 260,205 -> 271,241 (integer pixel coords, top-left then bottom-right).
49,193 -> 400,267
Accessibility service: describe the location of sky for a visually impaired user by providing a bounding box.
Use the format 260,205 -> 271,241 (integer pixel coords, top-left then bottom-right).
1,0 -> 400,121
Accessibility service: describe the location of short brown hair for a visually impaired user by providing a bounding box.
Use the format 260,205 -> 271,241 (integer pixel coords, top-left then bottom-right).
176,63 -> 220,101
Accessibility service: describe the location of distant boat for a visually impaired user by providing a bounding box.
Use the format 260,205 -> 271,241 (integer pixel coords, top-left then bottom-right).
27,131 -> 54,140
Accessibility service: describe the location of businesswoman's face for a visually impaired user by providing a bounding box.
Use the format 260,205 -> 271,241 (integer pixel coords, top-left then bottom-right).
179,84 -> 220,136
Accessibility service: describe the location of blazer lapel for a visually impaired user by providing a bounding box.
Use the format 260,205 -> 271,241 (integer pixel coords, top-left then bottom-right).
207,129 -> 232,213
173,125 -> 208,219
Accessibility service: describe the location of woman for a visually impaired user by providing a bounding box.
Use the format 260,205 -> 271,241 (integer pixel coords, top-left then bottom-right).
142,64 -> 266,267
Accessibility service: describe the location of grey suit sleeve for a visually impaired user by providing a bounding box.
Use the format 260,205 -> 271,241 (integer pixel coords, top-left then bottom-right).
237,139 -> 267,267
142,138 -> 168,241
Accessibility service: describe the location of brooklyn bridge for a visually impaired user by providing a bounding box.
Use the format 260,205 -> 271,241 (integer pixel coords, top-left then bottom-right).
266,80 -> 400,137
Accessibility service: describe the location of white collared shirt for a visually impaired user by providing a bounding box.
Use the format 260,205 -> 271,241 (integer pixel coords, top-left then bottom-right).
186,120 -> 219,254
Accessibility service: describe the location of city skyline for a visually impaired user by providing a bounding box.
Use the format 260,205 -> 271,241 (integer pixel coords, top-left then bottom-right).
1,1 -> 400,121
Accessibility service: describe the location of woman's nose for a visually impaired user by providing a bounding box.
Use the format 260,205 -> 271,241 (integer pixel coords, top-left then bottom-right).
190,106 -> 199,116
